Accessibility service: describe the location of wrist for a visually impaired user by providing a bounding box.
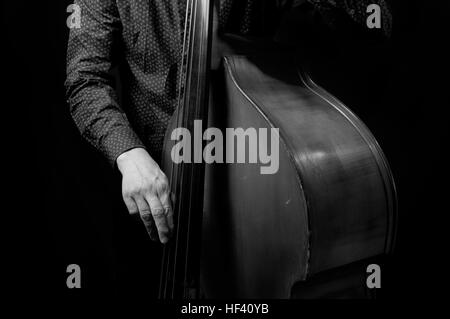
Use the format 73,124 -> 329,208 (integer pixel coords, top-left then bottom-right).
116,147 -> 145,173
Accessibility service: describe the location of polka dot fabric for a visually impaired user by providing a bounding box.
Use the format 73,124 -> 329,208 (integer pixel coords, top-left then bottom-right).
66,0 -> 391,167
65,0 -> 186,165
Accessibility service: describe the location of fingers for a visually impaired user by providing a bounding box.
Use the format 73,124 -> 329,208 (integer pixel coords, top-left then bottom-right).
145,194 -> 171,244
159,187 -> 174,232
121,166 -> 173,244
134,196 -> 158,241
166,205 -> 174,233
123,195 -> 139,216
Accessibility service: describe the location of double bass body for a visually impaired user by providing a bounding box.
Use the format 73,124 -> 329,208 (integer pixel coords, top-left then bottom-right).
199,54 -> 396,298
160,0 -> 397,299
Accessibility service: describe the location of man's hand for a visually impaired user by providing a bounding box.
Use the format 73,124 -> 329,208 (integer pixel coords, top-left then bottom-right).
116,148 -> 174,244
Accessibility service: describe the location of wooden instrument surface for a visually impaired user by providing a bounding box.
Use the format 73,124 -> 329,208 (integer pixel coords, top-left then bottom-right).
160,0 -> 396,299
200,54 -> 396,298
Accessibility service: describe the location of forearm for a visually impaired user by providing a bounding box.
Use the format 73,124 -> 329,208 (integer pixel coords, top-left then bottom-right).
66,76 -> 145,165
65,0 -> 144,165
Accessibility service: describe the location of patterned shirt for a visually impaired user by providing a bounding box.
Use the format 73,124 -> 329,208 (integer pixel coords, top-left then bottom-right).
66,0 -> 185,165
65,0 -> 391,166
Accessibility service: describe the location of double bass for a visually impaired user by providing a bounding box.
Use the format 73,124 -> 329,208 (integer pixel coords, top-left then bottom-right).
160,0 -> 397,299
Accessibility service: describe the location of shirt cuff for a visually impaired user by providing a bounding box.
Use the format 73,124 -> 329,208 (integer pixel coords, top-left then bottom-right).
99,126 -> 146,167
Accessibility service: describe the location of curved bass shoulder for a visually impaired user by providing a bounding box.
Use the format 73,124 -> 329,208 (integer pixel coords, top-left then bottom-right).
201,54 -> 397,298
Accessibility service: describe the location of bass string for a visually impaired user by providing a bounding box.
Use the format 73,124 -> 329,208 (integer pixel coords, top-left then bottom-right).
182,2 -> 200,295
174,0 -> 196,297
178,0 -> 214,297
182,0 -> 212,298
165,0 -> 194,298
159,0 -> 190,300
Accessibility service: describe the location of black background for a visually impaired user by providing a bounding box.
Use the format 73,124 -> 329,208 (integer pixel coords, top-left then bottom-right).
2,0 -> 448,307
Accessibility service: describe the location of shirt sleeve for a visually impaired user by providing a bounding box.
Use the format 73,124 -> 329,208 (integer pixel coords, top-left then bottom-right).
65,0 -> 146,166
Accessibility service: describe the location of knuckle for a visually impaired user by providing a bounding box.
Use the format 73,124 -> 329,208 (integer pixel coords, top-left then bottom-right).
158,174 -> 170,186
122,189 -> 130,197
158,181 -> 169,193
142,181 -> 156,194
137,185 -> 148,195
140,212 -> 153,222
152,208 -> 165,217
159,174 -> 169,185
137,189 -> 146,196
129,187 -> 141,196
122,187 -> 134,198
